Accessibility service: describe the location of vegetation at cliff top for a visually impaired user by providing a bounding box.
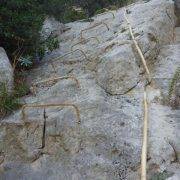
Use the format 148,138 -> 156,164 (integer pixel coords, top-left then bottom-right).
0,0 -> 131,69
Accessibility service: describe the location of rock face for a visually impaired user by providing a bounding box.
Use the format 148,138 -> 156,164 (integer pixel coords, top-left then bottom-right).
0,47 -> 14,92
128,0 -> 175,65
0,0 -> 180,179
97,44 -> 140,95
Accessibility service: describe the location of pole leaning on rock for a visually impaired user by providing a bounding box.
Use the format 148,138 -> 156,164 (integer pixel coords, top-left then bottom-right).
124,9 -> 151,180
141,88 -> 148,180
124,10 -> 151,84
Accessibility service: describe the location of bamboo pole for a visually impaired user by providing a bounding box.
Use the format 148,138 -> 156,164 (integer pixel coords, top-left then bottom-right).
141,88 -> 148,180
124,9 -> 151,180
124,10 -> 151,83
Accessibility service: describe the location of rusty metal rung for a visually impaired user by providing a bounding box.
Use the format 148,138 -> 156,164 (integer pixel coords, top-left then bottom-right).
31,76 -> 80,95
80,21 -> 110,40
49,49 -> 89,72
71,37 -> 100,51
21,103 -> 81,124
52,49 -> 89,62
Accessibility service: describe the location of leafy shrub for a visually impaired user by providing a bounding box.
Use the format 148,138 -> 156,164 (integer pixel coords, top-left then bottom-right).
0,0 -> 59,69
0,0 -> 44,60
43,0 -> 87,22
45,34 -> 59,52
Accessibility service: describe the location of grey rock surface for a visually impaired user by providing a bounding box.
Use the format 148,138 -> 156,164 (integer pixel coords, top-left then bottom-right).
41,17 -> 66,39
0,47 -> 14,92
96,44 -> 140,95
152,44 -> 180,98
0,0 -> 180,179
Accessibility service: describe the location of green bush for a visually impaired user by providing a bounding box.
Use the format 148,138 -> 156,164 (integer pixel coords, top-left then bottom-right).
43,0 -> 87,22
0,0 -> 59,69
43,0 -> 68,21
43,0 -> 131,21
0,0 -> 44,60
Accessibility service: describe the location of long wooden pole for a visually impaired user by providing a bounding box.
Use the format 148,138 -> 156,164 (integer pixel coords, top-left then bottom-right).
124,9 -> 150,180
124,10 -> 151,83
141,88 -> 148,180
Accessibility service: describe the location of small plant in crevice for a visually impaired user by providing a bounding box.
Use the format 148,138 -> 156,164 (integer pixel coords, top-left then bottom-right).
12,34 -> 60,70
45,34 -> 59,52
150,171 -> 174,180
19,56 -> 33,68
168,67 -> 180,99
168,67 -> 180,108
